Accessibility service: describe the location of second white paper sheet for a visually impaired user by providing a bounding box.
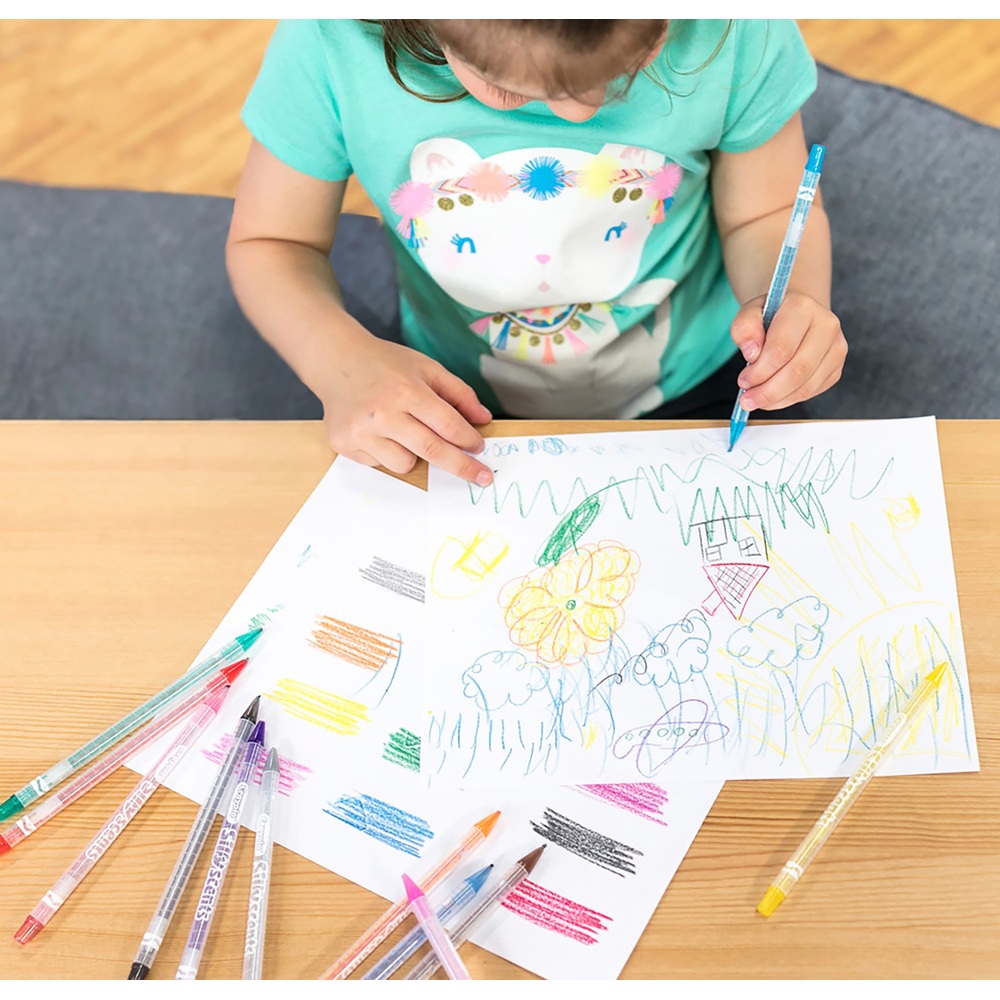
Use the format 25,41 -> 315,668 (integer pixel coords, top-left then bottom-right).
129,459 -> 722,980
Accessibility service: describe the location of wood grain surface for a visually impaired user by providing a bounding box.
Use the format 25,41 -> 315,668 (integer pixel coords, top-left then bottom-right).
0,419 -> 997,979
1,19 -> 997,218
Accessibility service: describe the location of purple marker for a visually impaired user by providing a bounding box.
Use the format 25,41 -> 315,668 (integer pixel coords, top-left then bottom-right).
175,719 -> 266,980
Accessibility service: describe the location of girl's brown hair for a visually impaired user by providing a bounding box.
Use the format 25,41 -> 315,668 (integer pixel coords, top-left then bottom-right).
364,19 -> 675,104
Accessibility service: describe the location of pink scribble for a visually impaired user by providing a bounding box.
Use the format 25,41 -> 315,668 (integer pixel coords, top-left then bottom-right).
576,782 -> 670,826
501,880 -> 612,945
202,734 -> 311,796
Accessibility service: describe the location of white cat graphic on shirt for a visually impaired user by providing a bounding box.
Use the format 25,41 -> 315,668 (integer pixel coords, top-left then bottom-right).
391,138 -> 683,418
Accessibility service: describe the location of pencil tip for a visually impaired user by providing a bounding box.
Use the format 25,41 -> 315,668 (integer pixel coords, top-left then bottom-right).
467,864 -> 494,893
220,658 -> 249,684
756,885 -> 785,917
14,915 -> 42,944
250,720 -> 266,744
927,662 -> 949,687
127,962 -> 150,980
242,695 -> 261,722
0,834 -> 11,857
519,844 -> 546,874
0,795 -> 22,823
237,626 -> 264,650
401,873 -> 421,901
476,810 -> 501,837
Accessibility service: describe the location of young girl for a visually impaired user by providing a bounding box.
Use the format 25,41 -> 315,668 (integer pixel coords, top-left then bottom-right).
227,19 -> 846,487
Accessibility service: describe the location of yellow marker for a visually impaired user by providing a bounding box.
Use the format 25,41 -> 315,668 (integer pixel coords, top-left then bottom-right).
757,662 -> 948,918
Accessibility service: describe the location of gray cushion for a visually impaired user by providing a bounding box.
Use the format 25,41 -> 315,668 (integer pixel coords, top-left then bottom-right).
0,187 -> 397,419
801,66 -> 1000,418
0,63 -> 997,420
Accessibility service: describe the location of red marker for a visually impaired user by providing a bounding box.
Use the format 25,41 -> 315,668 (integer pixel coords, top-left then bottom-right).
0,658 -> 248,856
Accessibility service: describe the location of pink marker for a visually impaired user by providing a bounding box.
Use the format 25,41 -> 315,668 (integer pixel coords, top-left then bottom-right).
401,873 -> 471,981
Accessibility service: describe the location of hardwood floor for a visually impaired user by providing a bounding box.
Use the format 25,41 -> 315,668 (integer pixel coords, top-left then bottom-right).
1,18 -> 997,216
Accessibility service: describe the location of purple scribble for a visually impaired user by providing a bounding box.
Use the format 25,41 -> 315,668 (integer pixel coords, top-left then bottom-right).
612,700 -> 729,776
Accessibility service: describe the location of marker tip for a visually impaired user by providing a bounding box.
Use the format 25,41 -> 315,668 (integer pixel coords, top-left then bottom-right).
127,962 -> 150,980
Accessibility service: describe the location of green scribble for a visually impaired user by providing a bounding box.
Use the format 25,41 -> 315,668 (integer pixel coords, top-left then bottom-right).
535,478 -> 643,566
468,445 -> 890,547
383,728 -> 421,772
248,605 -> 285,628
536,494 -> 602,566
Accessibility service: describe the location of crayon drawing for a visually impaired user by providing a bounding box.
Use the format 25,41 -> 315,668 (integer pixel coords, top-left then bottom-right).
424,418 -> 979,788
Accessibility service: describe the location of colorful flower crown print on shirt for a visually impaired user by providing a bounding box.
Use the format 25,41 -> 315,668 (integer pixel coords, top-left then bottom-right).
391,139 -> 683,418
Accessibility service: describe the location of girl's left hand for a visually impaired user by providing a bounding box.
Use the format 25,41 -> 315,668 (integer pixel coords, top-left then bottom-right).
729,291 -> 848,411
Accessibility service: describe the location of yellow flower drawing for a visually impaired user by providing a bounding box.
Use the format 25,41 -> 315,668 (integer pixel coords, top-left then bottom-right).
500,542 -> 640,665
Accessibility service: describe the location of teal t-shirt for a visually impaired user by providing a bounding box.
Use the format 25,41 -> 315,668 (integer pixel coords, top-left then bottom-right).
242,19 -> 817,418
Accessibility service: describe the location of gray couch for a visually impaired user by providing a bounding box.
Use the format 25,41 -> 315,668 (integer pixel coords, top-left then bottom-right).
1,65 -> 998,420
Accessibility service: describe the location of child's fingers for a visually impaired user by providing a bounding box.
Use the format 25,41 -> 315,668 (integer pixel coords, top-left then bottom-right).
349,439 -> 420,476
428,367 -> 493,427
747,360 -> 839,412
738,316 -> 847,410
346,449 -> 380,467
395,413 -> 494,486
737,298 -> 813,391
415,386 -> 488,456
730,297 -> 767,362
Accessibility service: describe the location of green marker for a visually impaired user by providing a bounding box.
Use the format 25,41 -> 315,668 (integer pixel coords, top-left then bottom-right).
0,627 -> 262,822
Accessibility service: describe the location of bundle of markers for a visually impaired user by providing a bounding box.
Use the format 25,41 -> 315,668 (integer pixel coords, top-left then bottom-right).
0,627 -> 282,979
316,809 -> 545,981
1,624 -> 546,980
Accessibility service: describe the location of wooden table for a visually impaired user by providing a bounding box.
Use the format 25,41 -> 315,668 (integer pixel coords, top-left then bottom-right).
1,420 -> 997,980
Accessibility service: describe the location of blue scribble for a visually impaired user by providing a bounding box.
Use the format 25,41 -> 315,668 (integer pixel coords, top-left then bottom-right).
726,596 -> 831,669
323,794 -> 433,857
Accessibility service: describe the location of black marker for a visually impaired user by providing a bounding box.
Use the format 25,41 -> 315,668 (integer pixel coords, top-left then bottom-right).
127,695 -> 261,980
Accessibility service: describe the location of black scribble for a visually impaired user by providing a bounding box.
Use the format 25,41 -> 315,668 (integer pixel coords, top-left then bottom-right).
359,556 -> 426,603
530,807 -> 642,877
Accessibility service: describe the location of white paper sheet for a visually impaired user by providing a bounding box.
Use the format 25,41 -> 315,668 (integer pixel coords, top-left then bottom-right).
424,418 -> 978,790
127,460 -> 722,980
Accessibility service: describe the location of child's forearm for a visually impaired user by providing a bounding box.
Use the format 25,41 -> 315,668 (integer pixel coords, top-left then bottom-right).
225,237 -> 371,400
717,199 -> 832,309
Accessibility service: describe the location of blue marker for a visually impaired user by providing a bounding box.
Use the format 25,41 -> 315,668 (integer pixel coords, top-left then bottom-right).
360,864 -> 493,980
728,143 -> 826,452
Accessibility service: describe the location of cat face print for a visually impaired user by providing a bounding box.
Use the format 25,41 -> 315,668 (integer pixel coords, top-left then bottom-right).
390,139 -> 682,313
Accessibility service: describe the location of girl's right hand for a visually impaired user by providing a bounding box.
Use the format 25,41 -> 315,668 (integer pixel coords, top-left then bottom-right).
317,334 -> 495,486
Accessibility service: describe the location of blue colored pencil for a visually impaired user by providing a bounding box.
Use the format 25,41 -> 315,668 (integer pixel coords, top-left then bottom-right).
360,865 -> 493,980
728,143 -> 826,452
